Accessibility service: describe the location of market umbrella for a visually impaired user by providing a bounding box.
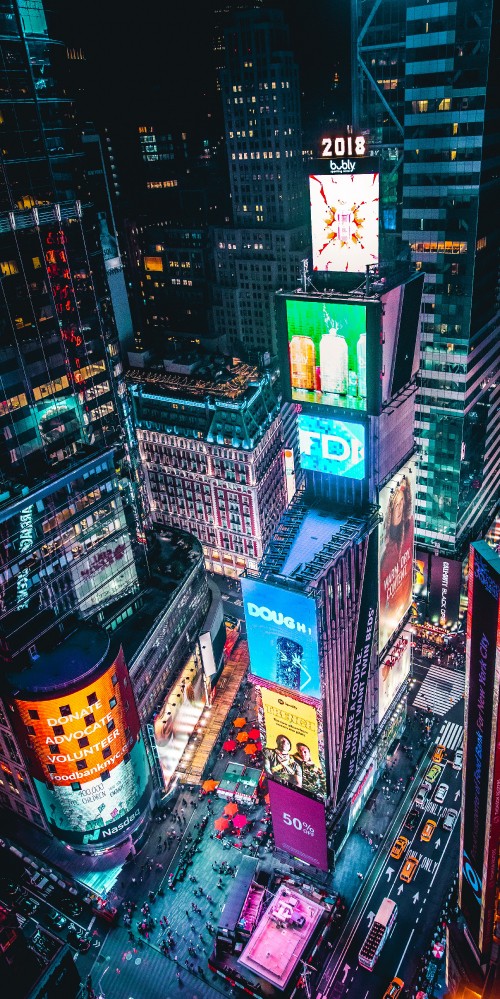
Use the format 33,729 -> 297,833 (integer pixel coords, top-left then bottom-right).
202,779 -> 218,793
224,802 -> 239,817
236,731 -> 249,743
248,728 -> 260,740
233,717 -> 247,728
214,816 -> 230,832
223,739 -> 237,752
233,813 -> 248,829
244,743 -> 257,755
255,741 -> 262,751
264,793 -> 270,805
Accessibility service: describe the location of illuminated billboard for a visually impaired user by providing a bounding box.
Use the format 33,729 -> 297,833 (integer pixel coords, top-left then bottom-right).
460,543 -> 500,959
242,578 -> 321,700
378,462 -> 415,653
10,647 -> 151,847
268,779 -> 328,871
261,688 -> 325,798
298,412 -> 365,480
428,555 -> 462,630
378,632 -> 411,723
286,298 -> 368,412
309,173 -> 379,273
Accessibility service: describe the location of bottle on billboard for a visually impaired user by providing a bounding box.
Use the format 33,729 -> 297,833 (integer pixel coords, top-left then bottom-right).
289,335 -> 316,390
319,326 -> 348,395
276,636 -> 304,691
357,332 -> 367,399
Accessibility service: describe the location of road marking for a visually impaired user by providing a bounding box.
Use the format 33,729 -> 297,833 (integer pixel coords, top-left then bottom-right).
455,790 -> 460,801
341,964 -> 351,983
397,884 -> 404,895
413,892 -> 420,904
395,928 -> 415,976
366,911 -> 374,926
385,866 -> 394,881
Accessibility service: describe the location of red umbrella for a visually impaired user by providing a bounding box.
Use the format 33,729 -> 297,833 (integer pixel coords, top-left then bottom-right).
223,739 -> 237,752
248,728 -> 260,740
214,816 -> 230,831
255,741 -> 262,751
233,813 -> 248,829
224,802 -> 238,817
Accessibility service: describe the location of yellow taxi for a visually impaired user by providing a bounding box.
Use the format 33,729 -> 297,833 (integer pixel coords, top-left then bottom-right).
421,818 -> 437,842
390,834 -> 409,860
382,977 -> 404,998
432,744 -> 446,764
400,855 -> 419,883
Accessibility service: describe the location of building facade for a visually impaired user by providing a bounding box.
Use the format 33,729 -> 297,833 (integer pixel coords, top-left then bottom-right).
128,361 -> 287,577
353,0 -> 500,561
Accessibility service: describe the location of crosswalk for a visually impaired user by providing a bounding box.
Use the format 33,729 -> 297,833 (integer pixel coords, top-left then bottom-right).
413,664 -> 465,717
436,719 -> 464,753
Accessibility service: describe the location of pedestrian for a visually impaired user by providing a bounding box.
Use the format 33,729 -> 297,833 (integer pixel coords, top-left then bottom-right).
357,872 -> 364,879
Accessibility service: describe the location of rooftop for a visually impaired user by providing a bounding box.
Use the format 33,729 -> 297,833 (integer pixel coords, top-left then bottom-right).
238,884 -> 323,989
4,623 -> 112,697
127,358 -> 262,405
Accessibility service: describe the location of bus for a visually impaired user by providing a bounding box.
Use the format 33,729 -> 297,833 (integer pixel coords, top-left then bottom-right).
358,897 -> 397,971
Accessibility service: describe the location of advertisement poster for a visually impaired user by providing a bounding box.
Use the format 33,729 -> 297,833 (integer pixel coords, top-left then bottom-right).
286,298 -> 367,412
309,173 -> 379,273
10,648 -> 151,845
378,462 -> 415,652
242,578 -> 321,700
261,688 -> 325,798
268,779 -> 328,871
428,555 -> 462,630
414,549 -> 430,601
460,543 -> 500,954
298,412 -> 365,481
336,529 -> 378,801
378,634 -> 411,723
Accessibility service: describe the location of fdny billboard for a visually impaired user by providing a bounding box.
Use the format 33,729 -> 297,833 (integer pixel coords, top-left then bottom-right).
242,577 -> 321,700
297,412 -> 365,480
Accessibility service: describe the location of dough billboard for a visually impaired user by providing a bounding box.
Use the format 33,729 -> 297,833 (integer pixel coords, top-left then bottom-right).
242,577 -> 321,699
378,462 -> 415,653
309,172 -> 379,274
9,647 -> 151,846
261,687 -> 326,799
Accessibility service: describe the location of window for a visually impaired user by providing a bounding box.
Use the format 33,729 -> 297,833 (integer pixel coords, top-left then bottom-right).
87,692 -> 98,706
52,725 -> 64,736
71,782 -> 81,791
107,719 -> 115,733
100,770 -> 110,781
111,673 -> 118,686
78,736 -> 90,749
109,697 -> 117,710
28,709 -> 39,720
26,725 -> 36,736
47,764 -> 57,773
76,759 -> 87,771
102,746 -> 112,759
59,704 -> 71,717
48,744 -> 58,754
84,713 -> 95,726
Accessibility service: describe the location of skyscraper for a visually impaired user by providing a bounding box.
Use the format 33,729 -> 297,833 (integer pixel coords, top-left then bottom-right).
211,6 -> 309,358
353,0 -> 500,563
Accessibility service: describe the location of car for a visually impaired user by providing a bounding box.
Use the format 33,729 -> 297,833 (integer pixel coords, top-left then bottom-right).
434,782 -> 449,804
400,855 -> 419,883
414,785 -> 428,808
67,927 -> 91,952
390,835 -> 409,860
443,808 -> 459,832
432,744 -> 446,763
425,763 -> 442,783
18,895 -> 39,916
383,978 -> 405,999
404,807 -> 420,831
48,911 -> 68,931
421,818 -> 437,842
453,749 -> 463,770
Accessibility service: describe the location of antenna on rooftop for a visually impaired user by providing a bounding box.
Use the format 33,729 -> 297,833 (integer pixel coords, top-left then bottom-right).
297,958 -> 316,998
300,258 -> 309,293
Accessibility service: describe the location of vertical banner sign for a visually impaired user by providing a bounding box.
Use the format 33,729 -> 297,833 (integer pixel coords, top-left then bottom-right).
460,543 -> 500,956
378,462 -> 415,652
336,529 -> 377,801
428,555 -> 462,630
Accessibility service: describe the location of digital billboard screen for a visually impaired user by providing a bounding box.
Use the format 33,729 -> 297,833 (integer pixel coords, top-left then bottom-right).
378,634 -> 411,724
428,555 -> 462,630
268,779 -> 328,871
261,688 -> 325,798
298,412 -> 365,481
460,543 -> 500,956
242,578 -> 321,700
10,647 -> 151,846
378,462 -> 415,653
286,298 -> 368,412
309,173 -> 379,273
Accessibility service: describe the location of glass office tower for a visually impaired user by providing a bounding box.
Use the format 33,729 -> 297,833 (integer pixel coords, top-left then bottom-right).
353,0 -> 500,561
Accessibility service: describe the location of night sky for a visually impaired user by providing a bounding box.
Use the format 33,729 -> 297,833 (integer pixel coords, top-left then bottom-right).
48,0 -> 351,131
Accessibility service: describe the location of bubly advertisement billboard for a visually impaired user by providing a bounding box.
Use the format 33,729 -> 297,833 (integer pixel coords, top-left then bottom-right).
286,298 -> 368,412
261,688 -> 326,798
309,173 -> 379,273
10,648 -> 151,846
378,633 -> 411,723
378,462 -> 415,653
428,555 -> 462,630
298,412 -> 365,481
242,578 -> 321,700
268,779 -> 328,871
460,543 -> 500,957
336,529 -> 377,801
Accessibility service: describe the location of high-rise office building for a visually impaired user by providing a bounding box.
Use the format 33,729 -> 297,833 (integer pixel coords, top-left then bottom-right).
211,7 -> 309,358
353,0 -> 500,564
